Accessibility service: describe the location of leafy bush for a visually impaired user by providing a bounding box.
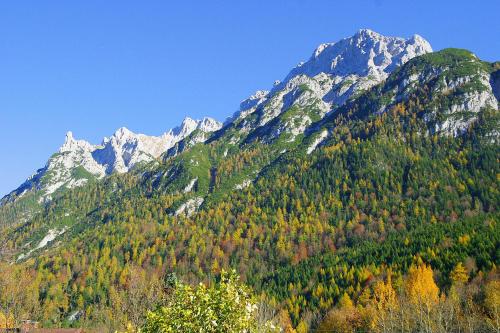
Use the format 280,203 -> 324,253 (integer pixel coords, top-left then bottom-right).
142,270 -> 278,333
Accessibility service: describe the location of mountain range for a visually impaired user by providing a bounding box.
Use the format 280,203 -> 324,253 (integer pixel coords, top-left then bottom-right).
0,29 -> 498,330
1,117 -> 222,204
1,29 -> 438,206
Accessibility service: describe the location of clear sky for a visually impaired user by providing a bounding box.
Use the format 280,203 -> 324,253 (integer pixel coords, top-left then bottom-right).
1,0 -> 499,197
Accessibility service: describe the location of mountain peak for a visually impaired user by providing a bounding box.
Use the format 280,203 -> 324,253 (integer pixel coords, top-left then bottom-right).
408,34 -> 433,54
113,127 -> 135,140
312,29 -> 385,59
291,29 -> 433,81
172,117 -> 222,137
59,131 -> 93,153
198,117 -> 222,132
228,29 -> 433,135
59,131 -> 75,152
182,117 -> 198,128
174,117 -> 198,137
354,28 -> 379,38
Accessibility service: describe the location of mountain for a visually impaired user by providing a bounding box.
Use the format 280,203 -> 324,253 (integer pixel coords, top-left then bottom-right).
0,117 -> 222,208
222,29 -> 432,144
316,48 -> 499,137
1,29 -> 432,207
0,29 -> 432,223
92,117 -> 222,174
0,30 -> 498,331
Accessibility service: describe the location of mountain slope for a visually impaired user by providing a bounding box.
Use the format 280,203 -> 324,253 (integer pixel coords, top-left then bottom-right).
0,117 -> 222,227
221,29 -> 432,146
1,30 -> 433,229
0,30 -> 498,330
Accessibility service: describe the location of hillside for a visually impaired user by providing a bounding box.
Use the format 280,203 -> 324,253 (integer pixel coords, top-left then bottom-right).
0,30 -> 499,332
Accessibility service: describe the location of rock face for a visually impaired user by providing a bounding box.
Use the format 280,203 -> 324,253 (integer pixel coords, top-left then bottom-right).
2,117 -> 222,203
280,29 -> 432,105
58,132 -> 107,177
91,117 -> 219,174
228,29 -> 433,142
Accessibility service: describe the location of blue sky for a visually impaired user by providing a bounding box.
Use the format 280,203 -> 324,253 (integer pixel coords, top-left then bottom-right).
1,0 -> 499,196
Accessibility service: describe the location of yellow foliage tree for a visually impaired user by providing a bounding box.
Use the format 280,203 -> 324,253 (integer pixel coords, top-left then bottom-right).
372,275 -> 397,311
316,293 -> 364,333
275,309 -> 296,333
484,280 -> 500,332
371,275 -> 399,332
404,263 -> 439,308
338,292 -> 354,309
450,262 -> 468,284
0,311 -> 15,329
316,308 -> 357,333
295,321 -> 308,333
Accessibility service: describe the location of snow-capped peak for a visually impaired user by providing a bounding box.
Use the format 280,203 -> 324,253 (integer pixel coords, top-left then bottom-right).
174,117 -> 199,137
113,127 -> 134,140
353,28 -> 380,39
94,117 -> 221,174
171,117 -> 222,137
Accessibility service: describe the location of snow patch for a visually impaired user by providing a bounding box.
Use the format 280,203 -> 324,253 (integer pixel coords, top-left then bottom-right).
67,178 -> 88,189
35,227 -> 67,250
44,181 -> 66,196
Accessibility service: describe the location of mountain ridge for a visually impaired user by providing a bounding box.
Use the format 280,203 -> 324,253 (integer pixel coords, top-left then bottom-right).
0,29 -> 498,331
2,32 -> 499,240
1,116 -> 222,205
1,29 -> 435,207
2,31 -> 498,230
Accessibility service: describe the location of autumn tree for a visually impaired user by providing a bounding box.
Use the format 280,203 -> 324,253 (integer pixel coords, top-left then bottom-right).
484,279 -> 500,332
404,263 -> 439,308
372,275 -> 399,332
450,262 -> 468,285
